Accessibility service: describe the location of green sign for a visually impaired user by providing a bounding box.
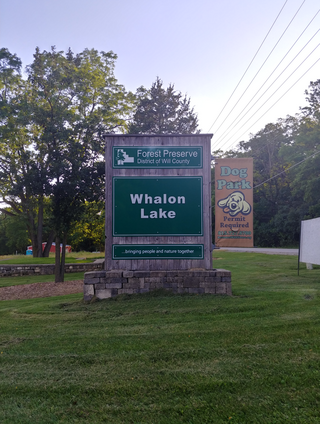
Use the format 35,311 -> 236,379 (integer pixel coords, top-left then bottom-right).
112,146 -> 202,168
113,244 -> 204,259
113,177 -> 203,236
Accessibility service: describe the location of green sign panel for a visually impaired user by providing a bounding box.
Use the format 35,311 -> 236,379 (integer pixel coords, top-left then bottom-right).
113,244 -> 204,259
112,146 -> 202,168
113,177 -> 203,236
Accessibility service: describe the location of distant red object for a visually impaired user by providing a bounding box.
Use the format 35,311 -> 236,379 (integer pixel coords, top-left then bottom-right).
27,242 -> 72,253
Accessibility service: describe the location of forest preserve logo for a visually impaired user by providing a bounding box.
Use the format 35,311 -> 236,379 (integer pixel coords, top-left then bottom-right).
115,149 -> 134,165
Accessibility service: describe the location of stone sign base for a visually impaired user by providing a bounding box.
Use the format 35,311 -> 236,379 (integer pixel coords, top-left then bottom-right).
83,269 -> 232,301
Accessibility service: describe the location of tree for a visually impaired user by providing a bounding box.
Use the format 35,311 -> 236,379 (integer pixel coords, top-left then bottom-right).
0,47 -> 135,280
26,47 -> 135,281
287,80 -> 320,220
0,48 -> 47,257
68,201 -> 105,252
0,211 -> 30,254
128,77 -> 199,134
235,121 -> 297,247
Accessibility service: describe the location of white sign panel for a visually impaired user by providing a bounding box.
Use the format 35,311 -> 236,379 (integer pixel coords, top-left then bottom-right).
300,217 -> 320,265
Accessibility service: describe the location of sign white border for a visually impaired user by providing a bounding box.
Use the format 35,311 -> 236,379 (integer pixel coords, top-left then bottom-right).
300,217 -> 320,265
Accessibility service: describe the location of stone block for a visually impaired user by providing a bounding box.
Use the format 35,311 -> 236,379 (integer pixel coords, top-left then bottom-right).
221,276 -> 231,283
83,284 -> 94,300
84,278 -> 100,285
166,277 -> 184,284
206,270 -> 218,276
105,282 -> 123,289
150,271 -> 167,277
188,287 -> 205,294
126,278 -> 142,289
182,277 -> 201,288
188,271 -> 207,277
85,271 -> 106,278
149,282 -> 163,289
118,289 -> 134,295
204,276 -> 221,283
163,282 -> 178,289
200,282 -> 211,288
177,288 -> 189,294
204,286 -> 216,294
105,271 -> 124,278
145,277 -> 162,284
216,283 -> 227,294
133,271 -> 150,278
139,278 -> 145,289
105,277 -> 127,284
215,269 -> 232,277
95,283 -> 106,290
123,271 -> 134,278
96,288 -> 113,299
166,270 -> 182,277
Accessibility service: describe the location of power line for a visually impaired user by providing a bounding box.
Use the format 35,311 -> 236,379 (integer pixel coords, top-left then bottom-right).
218,52 -> 320,150
253,149 -> 320,189
217,29 -> 320,148
213,9 -> 320,148
212,0 -> 306,138
207,0 -> 288,133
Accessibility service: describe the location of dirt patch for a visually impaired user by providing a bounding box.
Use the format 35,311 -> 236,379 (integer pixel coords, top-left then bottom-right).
0,280 -> 83,301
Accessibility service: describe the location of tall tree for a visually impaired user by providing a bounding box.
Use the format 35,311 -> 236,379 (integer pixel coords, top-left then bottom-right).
128,77 -> 199,134
287,79 -> 320,220
0,47 -> 135,279
26,47 -> 135,281
0,48 -> 46,257
236,121 -> 297,246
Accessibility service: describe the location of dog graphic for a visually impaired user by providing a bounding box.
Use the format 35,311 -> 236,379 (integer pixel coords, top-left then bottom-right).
217,191 -> 251,217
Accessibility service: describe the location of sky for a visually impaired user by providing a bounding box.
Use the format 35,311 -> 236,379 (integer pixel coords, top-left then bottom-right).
1,0 -> 320,152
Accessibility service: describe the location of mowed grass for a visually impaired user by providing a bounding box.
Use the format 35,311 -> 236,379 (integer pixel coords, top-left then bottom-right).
0,251 -> 104,265
0,272 -> 85,288
0,251 -> 319,423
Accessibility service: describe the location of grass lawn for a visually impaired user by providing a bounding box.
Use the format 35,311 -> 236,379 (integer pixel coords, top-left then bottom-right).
0,251 -> 319,423
0,251 -> 104,265
0,272 -> 85,288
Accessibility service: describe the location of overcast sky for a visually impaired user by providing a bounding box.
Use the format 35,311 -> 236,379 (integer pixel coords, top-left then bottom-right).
1,0 -> 319,151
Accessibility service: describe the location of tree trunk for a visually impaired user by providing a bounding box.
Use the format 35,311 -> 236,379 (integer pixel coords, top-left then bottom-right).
43,230 -> 55,257
28,214 -> 38,258
60,235 -> 67,282
55,236 -> 61,283
54,234 -> 67,283
32,233 -> 38,257
37,202 -> 43,257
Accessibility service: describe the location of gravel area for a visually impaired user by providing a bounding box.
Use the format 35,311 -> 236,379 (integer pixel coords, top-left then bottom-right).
0,280 -> 83,301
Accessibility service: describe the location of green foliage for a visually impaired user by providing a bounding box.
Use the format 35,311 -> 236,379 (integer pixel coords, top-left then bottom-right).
0,47 -> 135,276
0,213 -> 30,254
0,272 -> 85,288
1,252 -> 320,423
68,201 -> 105,252
128,77 -> 199,134
224,81 -> 320,247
